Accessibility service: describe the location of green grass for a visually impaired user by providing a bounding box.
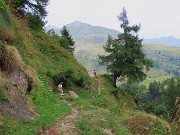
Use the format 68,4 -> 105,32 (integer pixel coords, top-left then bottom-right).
141,76 -> 172,86
0,79 -> 72,135
71,75 -> 171,135
10,17 -> 91,91
75,42 -> 180,78
72,78 -> 131,135
0,9 -> 14,40
0,6 -> 174,135
0,13 -> 91,135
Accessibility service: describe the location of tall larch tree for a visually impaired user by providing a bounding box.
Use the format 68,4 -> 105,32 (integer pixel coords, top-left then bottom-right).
99,8 -> 153,87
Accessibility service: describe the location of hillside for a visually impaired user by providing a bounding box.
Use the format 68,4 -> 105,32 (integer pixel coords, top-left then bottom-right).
46,21 -> 180,47
0,7 -> 91,134
46,21 -> 119,45
143,36 -> 180,47
143,43 -> 180,77
0,3 -> 179,135
75,43 -> 180,77
46,21 -> 180,77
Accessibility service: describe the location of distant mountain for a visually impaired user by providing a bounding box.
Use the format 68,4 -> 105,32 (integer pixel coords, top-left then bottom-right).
65,21 -> 119,37
45,21 -> 180,77
143,36 -> 180,47
46,21 -> 180,47
46,21 -> 119,45
45,25 -> 59,31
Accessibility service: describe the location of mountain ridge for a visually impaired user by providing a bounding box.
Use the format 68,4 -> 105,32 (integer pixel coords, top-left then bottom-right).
46,21 -> 180,47
143,36 -> 180,47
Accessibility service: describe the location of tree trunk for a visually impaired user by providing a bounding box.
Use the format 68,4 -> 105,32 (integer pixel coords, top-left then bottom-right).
110,74 -> 118,88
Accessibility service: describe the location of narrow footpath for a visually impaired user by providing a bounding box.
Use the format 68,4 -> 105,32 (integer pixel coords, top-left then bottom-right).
39,100 -> 79,135
39,76 -> 104,135
94,76 -> 103,95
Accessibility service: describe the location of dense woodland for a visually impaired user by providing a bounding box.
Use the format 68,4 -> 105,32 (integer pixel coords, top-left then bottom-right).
0,0 -> 179,134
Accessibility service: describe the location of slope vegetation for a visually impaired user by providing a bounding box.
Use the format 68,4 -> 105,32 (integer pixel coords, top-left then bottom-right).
0,8 -> 91,134
0,7 -> 176,135
46,22 -> 180,77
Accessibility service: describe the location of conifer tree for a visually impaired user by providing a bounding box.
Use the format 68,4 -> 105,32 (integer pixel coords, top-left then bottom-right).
5,0 -> 49,29
99,8 -> 153,87
59,26 -> 75,54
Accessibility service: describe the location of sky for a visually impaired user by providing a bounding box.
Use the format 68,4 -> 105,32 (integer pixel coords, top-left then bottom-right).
46,0 -> 180,38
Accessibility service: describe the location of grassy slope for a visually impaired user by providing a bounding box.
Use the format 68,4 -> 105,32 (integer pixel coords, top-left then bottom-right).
12,18 -> 91,89
62,75 -> 171,135
0,12 -> 91,134
75,43 -> 180,82
143,44 -> 180,77
0,9 -> 174,135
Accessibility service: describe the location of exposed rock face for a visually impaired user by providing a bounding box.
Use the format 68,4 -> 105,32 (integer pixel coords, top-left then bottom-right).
0,70 -> 36,120
0,46 -> 37,120
9,70 -> 28,94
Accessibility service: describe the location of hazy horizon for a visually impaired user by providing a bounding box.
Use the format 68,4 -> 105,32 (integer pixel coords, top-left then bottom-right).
46,0 -> 180,39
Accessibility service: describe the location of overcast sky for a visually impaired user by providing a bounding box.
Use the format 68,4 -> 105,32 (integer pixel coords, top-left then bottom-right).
46,0 -> 180,38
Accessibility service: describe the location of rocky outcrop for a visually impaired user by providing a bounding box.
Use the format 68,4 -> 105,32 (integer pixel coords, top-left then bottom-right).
0,70 -> 37,120
0,46 -> 37,120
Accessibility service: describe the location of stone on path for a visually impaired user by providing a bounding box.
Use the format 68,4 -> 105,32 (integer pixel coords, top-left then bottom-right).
60,93 -> 65,96
68,91 -> 79,98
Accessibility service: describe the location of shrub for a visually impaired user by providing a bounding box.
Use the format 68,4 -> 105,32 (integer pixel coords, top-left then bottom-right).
0,89 -> 7,101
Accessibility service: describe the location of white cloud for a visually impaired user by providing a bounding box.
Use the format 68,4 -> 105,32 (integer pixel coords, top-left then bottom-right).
46,0 -> 180,38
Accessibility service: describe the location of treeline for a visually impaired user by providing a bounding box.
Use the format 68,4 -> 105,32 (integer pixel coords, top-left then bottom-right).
5,0 -> 49,29
47,26 -> 75,54
0,0 -> 75,54
152,50 -> 180,76
113,76 -> 180,123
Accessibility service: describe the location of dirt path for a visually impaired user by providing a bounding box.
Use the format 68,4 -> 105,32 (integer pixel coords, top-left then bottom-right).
39,100 -> 79,135
94,76 -> 103,95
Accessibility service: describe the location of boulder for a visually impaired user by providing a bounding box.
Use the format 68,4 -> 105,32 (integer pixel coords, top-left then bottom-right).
68,91 -> 79,98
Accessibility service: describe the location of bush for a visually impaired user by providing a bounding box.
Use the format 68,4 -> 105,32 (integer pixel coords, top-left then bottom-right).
0,89 -> 7,101
53,67 -> 89,88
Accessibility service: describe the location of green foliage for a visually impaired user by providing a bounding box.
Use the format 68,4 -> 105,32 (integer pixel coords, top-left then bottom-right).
53,66 -> 88,88
11,22 -> 91,90
0,9 -> 13,40
0,89 -> 7,101
99,8 -> 153,87
6,0 -> 49,29
148,81 -> 161,100
47,28 -> 75,54
77,118 -> 102,135
144,44 -> 180,77
59,26 -> 75,54
141,76 -> 171,86
92,95 -> 118,111
76,108 -> 130,135
0,0 -> 6,10
0,79 -> 71,135
119,76 -> 180,123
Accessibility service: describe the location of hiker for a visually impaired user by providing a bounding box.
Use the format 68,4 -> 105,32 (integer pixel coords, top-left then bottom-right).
93,69 -> 96,77
58,82 -> 64,94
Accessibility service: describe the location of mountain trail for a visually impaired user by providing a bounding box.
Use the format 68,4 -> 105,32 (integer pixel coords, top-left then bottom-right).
94,76 -> 103,95
39,100 -> 79,135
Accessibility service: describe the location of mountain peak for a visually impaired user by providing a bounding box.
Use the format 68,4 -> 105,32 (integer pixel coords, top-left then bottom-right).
143,36 -> 180,47
67,21 -> 92,27
70,21 -> 84,24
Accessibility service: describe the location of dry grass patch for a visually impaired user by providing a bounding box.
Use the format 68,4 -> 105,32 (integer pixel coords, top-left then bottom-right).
5,45 -> 25,71
125,111 -> 171,135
